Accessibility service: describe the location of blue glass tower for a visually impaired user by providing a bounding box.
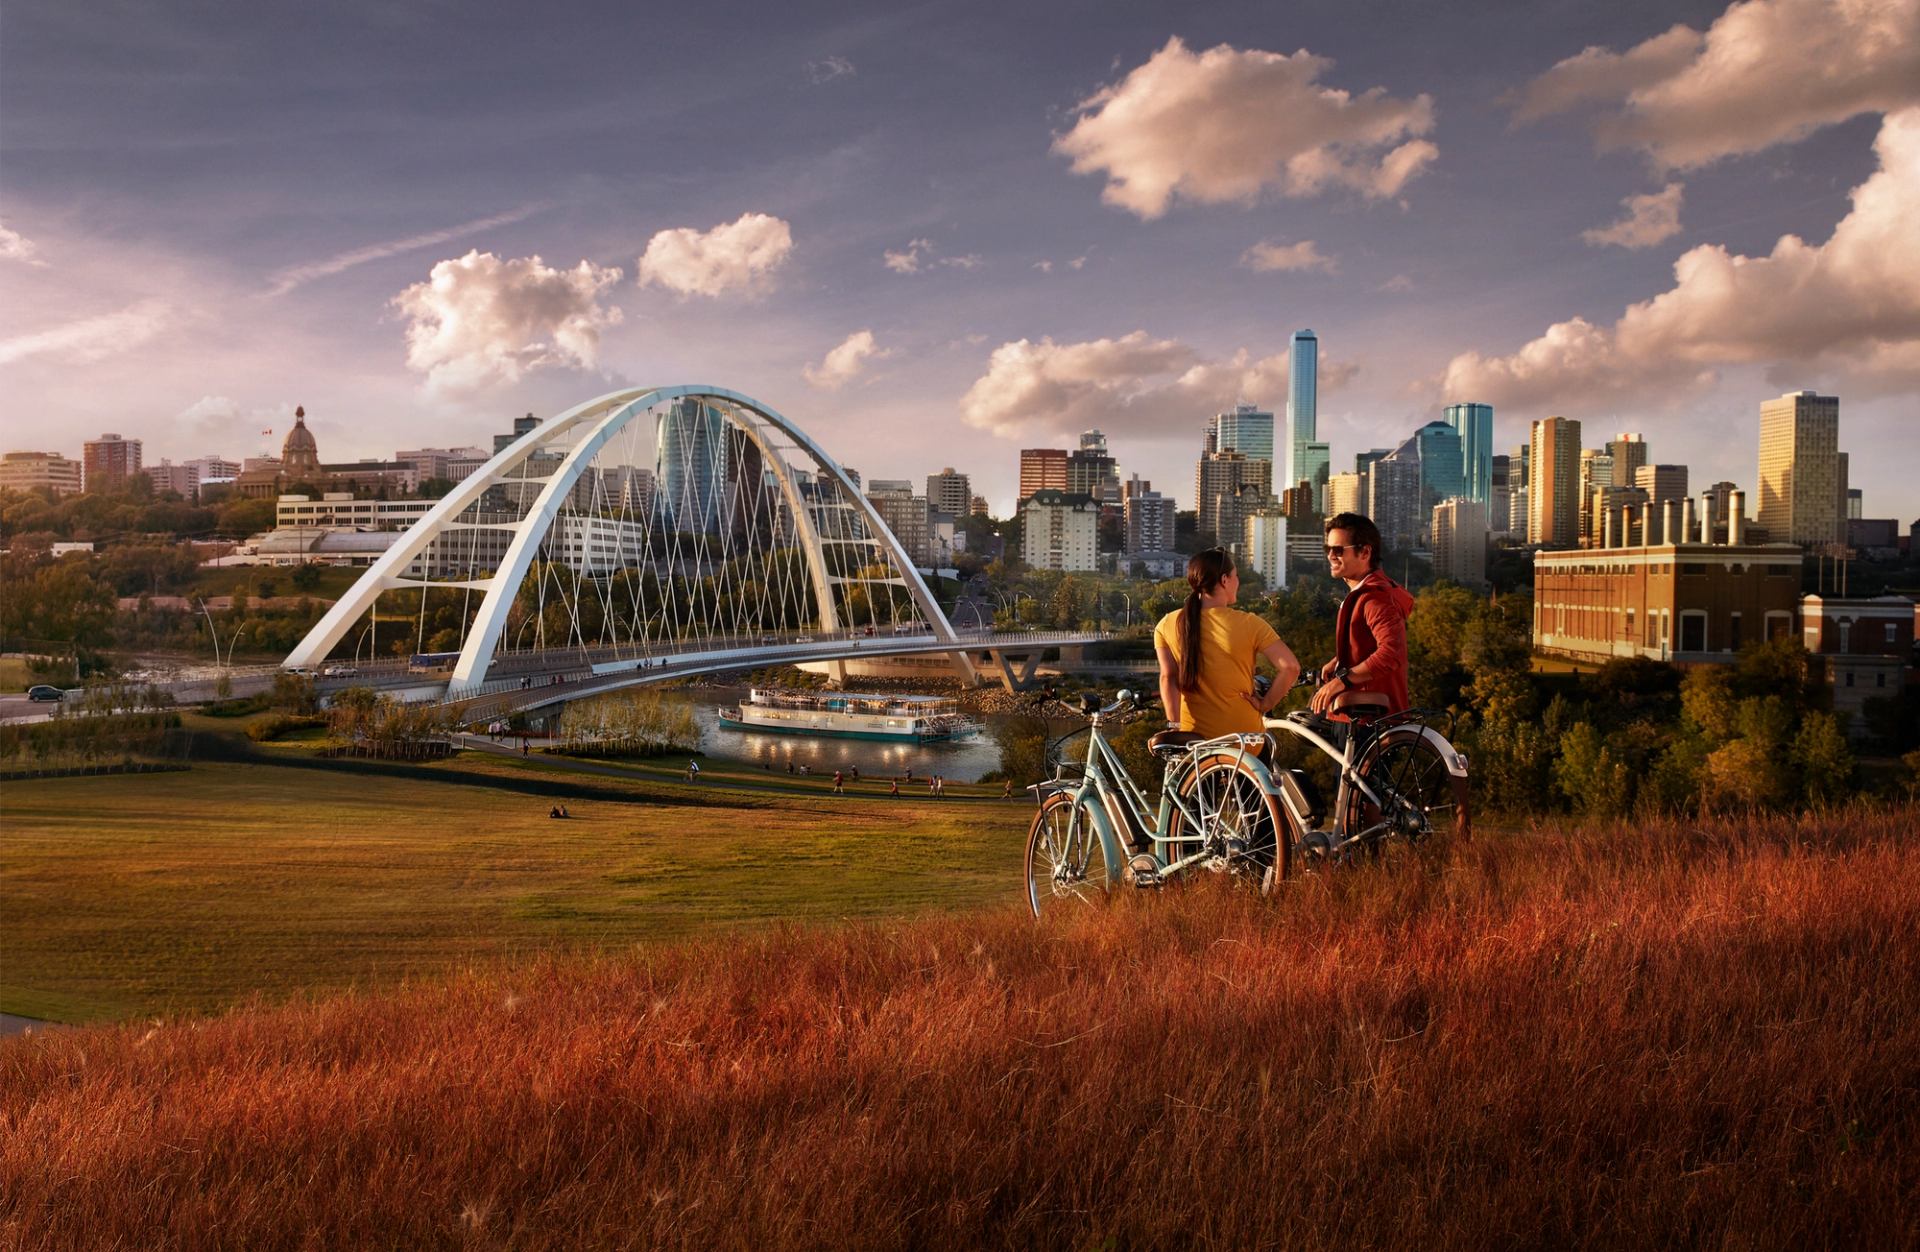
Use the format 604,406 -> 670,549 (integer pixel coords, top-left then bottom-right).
1444,402 -> 1494,506
1414,420 -> 1464,511
1287,329 -> 1317,491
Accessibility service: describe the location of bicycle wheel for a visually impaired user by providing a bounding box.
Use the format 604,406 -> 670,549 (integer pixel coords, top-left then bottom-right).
1024,793 -> 1112,917
1341,728 -> 1468,860
1165,753 -> 1291,893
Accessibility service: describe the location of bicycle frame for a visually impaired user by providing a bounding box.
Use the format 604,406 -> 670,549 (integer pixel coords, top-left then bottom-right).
1035,711 -> 1282,881
1263,710 -> 1469,853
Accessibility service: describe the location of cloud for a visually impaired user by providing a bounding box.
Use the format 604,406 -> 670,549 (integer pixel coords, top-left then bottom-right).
1052,36 -> 1438,218
1442,107 -> 1920,410
265,203 -> 548,295
1513,0 -> 1920,168
0,299 -> 171,365
1240,239 -> 1340,274
1582,182 -> 1686,249
803,330 -> 891,390
0,222 -> 48,267
959,330 -> 1355,438
637,212 -> 793,297
883,238 -> 981,274
1378,273 -> 1416,293
392,250 -> 623,395
173,395 -> 300,449
1032,260 -> 1053,274
806,56 -> 856,85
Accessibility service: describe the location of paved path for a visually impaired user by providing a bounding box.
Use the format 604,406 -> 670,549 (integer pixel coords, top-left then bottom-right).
0,1013 -> 63,1038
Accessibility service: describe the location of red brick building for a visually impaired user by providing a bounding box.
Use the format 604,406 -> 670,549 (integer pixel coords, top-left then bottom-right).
1533,542 -> 1801,664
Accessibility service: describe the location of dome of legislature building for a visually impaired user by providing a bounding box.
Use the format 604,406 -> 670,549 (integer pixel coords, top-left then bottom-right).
233,405 -> 417,501
280,406 -> 322,476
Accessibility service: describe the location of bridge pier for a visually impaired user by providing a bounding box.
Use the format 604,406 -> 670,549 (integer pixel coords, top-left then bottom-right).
986,648 -> 1048,694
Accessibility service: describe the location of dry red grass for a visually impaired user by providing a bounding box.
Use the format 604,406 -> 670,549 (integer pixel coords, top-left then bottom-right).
5,806 -> 1918,1251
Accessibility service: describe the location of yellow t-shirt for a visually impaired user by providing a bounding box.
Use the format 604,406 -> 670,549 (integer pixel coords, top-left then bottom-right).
1153,606 -> 1281,736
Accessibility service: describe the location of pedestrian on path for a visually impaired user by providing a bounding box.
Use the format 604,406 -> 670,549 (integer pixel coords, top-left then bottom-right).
833,770 -> 845,794
1003,778 -> 1013,799
890,778 -> 900,797
686,759 -> 700,782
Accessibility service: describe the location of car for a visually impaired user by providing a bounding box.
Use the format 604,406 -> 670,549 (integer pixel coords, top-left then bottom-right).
322,664 -> 358,678
793,635 -> 814,644
26,685 -> 64,702
284,666 -> 316,677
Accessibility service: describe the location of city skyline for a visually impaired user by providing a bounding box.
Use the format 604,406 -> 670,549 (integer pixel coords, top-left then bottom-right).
3,0 -> 1918,520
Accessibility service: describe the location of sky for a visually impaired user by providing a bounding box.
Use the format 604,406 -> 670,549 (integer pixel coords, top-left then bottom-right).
3,0 -> 1917,520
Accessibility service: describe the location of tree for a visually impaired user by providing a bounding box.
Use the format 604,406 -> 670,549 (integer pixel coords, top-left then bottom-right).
290,563 -> 324,592
1790,712 -> 1853,809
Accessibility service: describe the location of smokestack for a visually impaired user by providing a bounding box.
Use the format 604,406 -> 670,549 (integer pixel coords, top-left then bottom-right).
1701,491 -> 1716,544
1682,496 -> 1697,544
1663,499 -> 1680,546
1729,491 -> 1746,545
1640,503 -> 1653,548
1602,503 -> 1615,548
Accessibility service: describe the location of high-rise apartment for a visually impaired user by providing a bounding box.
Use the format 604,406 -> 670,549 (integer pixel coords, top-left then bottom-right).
1367,447 -> 1422,558
1243,506 -> 1288,588
1431,498 -> 1489,586
867,480 -> 932,567
1326,472 -> 1365,518
1578,449 -> 1613,544
1528,416 -> 1582,547
1021,490 -> 1100,572
1443,402 -> 1494,506
1066,444 -> 1119,503
1018,448 -> 1069,502
1489,454 -> 1512,537
658,398 -> 728,535
1607,433 -> 1647,488
1124,488 -> 1175,554
1757,390 -> 1844,545
924,468 -> 971,517
82,433 -> 142,492
1195,450 -> 1271,546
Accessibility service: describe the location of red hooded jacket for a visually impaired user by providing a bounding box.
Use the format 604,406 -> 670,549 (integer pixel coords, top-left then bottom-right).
1333,569 -> 1416,715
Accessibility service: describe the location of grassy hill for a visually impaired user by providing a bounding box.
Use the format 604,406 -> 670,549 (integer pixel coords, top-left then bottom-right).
4,804 -> 1915,1249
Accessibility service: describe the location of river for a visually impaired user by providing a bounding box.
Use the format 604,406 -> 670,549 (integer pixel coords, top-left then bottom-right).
678,686 -> 1008,782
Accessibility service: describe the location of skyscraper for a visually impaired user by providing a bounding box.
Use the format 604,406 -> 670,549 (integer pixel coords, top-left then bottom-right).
1287,329 -> 1318,488
1443,402 -> 1494,506
1195,450 -> 1270,545
1635,463 -> 1690,504
1490,454 -> 1512,537
658,397 -> 728,535
1607,433 -> 1647,488
1214,404 -> 1275,463
1018,448 -> 1069,502
1413,420 -> 1464,515
82,433 -> 143,492
1528,416 -> 1582,547
1757,390 -> 1844,545
1431,498 -> 1489,586
1366,450 -> 1422,559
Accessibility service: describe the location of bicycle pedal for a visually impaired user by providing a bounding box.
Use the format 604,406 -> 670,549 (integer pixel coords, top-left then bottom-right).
1203,856 -> 1230,874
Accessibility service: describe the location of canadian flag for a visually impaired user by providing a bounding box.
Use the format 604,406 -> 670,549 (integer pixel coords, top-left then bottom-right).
261,428 -> 273,435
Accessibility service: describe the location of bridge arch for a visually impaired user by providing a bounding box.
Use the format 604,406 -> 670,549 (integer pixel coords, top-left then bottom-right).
284,386 -> 963,696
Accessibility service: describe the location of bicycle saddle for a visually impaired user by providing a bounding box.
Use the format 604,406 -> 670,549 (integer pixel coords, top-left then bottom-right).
1147,729 -> 1205,756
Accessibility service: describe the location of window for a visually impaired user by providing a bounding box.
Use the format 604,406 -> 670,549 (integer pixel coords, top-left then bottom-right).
1889,623 -> 1900,645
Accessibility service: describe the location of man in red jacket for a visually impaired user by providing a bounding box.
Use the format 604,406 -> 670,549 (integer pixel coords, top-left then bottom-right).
1312,512 -> 1415,717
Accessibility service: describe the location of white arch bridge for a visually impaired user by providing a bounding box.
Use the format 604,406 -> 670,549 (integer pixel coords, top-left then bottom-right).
284,386 -> 1107,714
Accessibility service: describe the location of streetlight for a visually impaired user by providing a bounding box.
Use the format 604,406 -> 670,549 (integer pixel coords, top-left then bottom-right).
194,597 -> 241,668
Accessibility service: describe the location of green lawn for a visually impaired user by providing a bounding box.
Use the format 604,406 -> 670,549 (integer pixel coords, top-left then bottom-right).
0,753 -> 1035,1024
185,565 -> 363,600
0,657 -> 35,693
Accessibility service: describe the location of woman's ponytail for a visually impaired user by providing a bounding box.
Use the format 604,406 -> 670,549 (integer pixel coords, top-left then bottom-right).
1178,548 -> 1234,693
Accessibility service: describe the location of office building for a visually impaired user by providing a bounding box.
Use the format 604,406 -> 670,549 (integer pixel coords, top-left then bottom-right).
658,397 -> 729,535
1018,448 -> 1069,502
1281,482 -> 1316,520
1294,441 -> 1331,512
1431,498 -> 1489,586
1635,463 -> 1690,506
1414,421 -> 1464,516
1444,402 -> 1494,506
924,468 -> 972,517
1757,390 -> 1845,546
1607,433 -> 1648,488
1214,404 -> 1275,464
1288,330 -> 1318,442
186,455 -> 241,483
1066,442 -> 1119,504
0,450 -> 84,496
969,494 -> 990,517
867,481 -> 931,567
82,433 -> 142,491
494,413 -> 540,454
1528,416 -> 1582,547
1802,594 -> 1914,735
1124,488 -> 1175,554
1021,490 -> 1100,571
1846,487 -> 1864,521
1195,450 -> 1270,543
1243,507 -> 1288,588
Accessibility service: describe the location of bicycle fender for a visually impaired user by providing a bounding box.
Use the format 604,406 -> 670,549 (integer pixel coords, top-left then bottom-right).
1373,723 -> 1469,778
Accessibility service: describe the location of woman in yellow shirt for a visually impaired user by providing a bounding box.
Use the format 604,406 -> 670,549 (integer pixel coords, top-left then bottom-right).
1153,549 -> 1300,737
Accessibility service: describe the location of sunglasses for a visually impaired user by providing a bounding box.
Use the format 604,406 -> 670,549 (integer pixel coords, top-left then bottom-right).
1324,544 -> 1354,557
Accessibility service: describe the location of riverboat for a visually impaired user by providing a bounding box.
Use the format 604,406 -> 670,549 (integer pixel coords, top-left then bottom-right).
718,687 -> 976,742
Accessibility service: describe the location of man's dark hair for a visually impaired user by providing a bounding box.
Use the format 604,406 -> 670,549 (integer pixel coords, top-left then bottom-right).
1324,512 -> 1383,571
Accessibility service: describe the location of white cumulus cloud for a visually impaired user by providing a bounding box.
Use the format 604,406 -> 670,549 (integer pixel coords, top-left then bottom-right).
803,330 -> 892,390
637,212 -> 793,297
1240,239 -> 1340,274
0,299 -> 171,365
392,250 -> 624,396
1052,36 -> 1438,219
1583,182 -> 1686,249
1514,0 -> 1920,168
0,222 -> 47,267
959,330 -> 1355,439
1442,106 -> 1920,410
